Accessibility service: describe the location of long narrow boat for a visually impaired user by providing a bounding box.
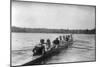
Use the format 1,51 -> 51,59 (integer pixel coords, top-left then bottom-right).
12,39 -> 73,67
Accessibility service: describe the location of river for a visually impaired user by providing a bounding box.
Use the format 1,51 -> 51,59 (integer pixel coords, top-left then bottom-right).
11,33 -> 95,66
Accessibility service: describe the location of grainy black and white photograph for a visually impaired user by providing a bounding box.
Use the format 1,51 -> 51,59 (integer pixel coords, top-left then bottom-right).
11,0 -> 96,67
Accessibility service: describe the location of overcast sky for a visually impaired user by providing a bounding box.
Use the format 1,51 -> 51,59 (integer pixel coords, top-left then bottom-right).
12,1 -> 95,29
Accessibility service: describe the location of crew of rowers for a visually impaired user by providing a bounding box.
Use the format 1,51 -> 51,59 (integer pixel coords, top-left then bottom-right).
32,34 -> 73,55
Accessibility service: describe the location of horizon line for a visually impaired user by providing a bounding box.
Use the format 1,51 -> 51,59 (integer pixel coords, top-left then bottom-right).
11,26 -> 96,30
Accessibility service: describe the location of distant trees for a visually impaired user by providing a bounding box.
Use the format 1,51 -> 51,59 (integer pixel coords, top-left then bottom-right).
11,26 -> 96,34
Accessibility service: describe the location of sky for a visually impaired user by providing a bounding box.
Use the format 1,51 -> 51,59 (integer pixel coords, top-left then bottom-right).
12,0 -> 95,29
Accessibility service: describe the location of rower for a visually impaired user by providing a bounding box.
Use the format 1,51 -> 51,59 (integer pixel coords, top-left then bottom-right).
63,35 -> 65,41
59,36 -> 62,41
66,35 -> 69,41
68,35 -> 70,40
70,34 -> 73,41
32,39 -> 45,55
46,39 -> 51,51
52,38 -> 60,48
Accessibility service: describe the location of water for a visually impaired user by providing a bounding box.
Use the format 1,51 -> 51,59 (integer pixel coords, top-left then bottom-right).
11,33 -> 95,66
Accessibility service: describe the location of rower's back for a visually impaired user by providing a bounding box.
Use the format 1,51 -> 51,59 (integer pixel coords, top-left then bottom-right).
46,39 -> 51,50
52,38 -> 60,48
32,39 -> 45,55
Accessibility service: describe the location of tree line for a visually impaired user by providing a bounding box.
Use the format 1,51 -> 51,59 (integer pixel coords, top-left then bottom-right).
11,26 -> 96,34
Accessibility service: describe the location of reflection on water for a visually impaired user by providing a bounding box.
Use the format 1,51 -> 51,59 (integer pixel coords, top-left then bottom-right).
12,33 -> 95,66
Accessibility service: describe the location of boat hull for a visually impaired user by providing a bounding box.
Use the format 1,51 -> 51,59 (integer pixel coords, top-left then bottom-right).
21,40 -> 73,66
13,40 -> 73,67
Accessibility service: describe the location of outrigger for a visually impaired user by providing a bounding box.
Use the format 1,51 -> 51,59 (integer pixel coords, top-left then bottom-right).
12,34 -> 73,67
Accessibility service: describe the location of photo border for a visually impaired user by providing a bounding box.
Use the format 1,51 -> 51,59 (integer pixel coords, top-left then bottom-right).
10,0 -> 96,66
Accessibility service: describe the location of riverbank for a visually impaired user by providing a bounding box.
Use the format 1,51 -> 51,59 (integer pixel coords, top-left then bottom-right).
11,26 -> 96,34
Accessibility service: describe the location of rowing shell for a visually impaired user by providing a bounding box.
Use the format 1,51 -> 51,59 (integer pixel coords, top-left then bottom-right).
12,40 -> 73,67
